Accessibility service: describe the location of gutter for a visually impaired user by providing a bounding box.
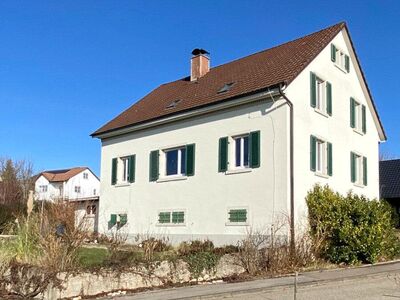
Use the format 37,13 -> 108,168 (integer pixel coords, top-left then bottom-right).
93,87 -> 282,140
277,82 -> 295,254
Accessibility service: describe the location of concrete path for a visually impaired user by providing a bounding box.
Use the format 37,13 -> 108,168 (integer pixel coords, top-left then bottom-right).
106,260 -> 400,300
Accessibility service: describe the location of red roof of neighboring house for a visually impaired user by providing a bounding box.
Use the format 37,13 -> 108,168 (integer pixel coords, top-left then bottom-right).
92,22 -> 385,140
38,167 -> 88,182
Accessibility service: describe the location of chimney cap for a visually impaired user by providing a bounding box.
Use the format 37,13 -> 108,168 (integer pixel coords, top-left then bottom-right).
191,48 -> 210,56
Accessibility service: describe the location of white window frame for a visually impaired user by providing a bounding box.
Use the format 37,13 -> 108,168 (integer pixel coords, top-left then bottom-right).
225,206 -> 249,226
315,76 -> 327,114
86,204 -> 96,216
117,156 -> 130,184
231,134 -> 250,169
315,137 -> 328,176
74,186 -> 81,193
353,99 -> 363,133
353,152 -> 364,186
163,146 -> 186,177
156,209 -> 186,227
83,172 -> 88,179
334,46 -> 348,72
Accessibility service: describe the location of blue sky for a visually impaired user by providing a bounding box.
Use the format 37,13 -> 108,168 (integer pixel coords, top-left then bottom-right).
1,1 -> 399,175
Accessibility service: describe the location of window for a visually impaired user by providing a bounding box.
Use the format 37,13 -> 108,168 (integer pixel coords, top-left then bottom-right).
350,98 -> 366,134
149,144 -> 195,181
351,152 -> 367,186
310,135 -> 332,176
165,147 -> 186,176
310,72 -> 332,116
158,211 -> 185,225
93,189 -> 97,196
83,173 -> 88,179
74,186 -> 81,193
218,131 -> 260,173
111,155 -> 136,185
331,44 -> 350,73
39,185 -> 48,192
234,135 -> 249,168
227,209 -> 248,224
86,205 -> 96,216
121,157 -> 129,182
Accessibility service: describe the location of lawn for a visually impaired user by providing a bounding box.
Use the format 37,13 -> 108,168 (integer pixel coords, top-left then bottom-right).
77,247 -> 109,269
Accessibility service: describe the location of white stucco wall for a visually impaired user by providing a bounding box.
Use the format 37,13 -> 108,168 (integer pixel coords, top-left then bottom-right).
65,170 -> 100,200
99,100 -> 289,245
285,28 -> 382,222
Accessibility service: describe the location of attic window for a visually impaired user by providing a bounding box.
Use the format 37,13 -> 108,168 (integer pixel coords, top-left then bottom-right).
217,82 -> 235,94
165,99 -> 182,109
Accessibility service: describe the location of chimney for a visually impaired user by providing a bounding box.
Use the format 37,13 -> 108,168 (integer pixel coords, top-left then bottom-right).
190,48 -> 210,81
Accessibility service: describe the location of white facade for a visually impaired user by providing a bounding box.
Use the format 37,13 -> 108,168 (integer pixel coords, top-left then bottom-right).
96,28 -> 384,245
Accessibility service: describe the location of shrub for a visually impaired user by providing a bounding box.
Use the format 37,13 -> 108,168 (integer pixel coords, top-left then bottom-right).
306,185 -> 400,264
184,251 -> 220,278
177,239 -> 214,256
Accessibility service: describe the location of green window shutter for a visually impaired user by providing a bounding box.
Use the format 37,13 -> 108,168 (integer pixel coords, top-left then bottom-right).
158,212 -> 171,224
185,144 -> 195,176
310,72 -> 317,108
363,157 -> 368,186
331,44 -> 336,62
128,155 -> 136,183
218,137 -> 228,172
350,152 -> 356,183
249,131 -> 261,168
350,97 -> 356,128
111,158 -> 117,185
362,105 -> 367,134
149,150 -> 159,182
229,209 -> 247,223
345,55 -> 350,73
310,135 -> 317,172
327,142 -> 333,176
172,211 -> 184,224
326,81 -> 332,116
110,214 -> 117,225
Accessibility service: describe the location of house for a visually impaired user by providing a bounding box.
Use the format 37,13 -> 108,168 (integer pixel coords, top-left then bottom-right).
35,167 -> 100,232
91,22 -> 385,245
380,159 -> 400,216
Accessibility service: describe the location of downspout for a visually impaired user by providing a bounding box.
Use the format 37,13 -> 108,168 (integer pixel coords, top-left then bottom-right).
278,82 -> 295,254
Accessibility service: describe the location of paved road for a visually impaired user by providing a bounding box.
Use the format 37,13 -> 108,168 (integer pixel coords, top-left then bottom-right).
107,261 -> 400,300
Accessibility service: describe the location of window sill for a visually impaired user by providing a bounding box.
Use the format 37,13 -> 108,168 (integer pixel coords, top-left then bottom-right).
315,172 -> 329,179
225,168 -> 252,175
157,175 -> 188,183
353,128 -> 364,136
334,63 -> 348,74
353,183 -> 365,188
314,108 -> 329,118
114,183 -> 130,187
225,222 -> 249,227
156,223 -> 186,227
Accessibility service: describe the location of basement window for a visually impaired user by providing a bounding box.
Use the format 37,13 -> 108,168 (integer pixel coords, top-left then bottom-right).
217,82 -> 235,93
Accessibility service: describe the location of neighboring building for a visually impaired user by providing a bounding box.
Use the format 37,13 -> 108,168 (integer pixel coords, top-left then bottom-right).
91,22 -> 385,245
34,167 -> 100,232
380,159 -> 400,215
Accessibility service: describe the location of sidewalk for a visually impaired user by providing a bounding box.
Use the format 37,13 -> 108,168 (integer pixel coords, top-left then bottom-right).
111,260 -> 400,300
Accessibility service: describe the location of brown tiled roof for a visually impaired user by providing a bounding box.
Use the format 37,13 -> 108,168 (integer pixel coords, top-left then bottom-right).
92,22 -> 348,137
39,167 -> 88,182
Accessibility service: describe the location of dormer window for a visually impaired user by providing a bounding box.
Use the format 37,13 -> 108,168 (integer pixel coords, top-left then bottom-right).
331,44 -> 350,73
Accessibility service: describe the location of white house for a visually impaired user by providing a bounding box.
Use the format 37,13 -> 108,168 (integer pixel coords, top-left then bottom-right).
91,22 -> 386,245
35,167 -> 100,232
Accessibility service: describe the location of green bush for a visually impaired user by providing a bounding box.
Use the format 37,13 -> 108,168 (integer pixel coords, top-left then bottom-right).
306,185 -> 400,264
177,239 -> 214,256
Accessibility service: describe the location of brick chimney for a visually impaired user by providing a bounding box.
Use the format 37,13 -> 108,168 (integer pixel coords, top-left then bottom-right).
190,48 -> 210,81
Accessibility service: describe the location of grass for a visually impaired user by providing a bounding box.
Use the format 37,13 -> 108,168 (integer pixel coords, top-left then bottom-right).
77,247 -> 109,269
